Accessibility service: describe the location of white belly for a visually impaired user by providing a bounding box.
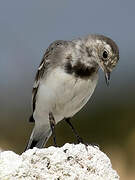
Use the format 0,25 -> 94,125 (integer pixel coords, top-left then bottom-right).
34,67 -> 98,124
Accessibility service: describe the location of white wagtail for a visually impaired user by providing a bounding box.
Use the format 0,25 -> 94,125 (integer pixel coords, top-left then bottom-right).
25,34 -> 119,150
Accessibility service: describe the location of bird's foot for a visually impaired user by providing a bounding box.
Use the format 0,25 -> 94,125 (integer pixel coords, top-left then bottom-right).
86,142 -> 100,148
76,138 -> 100,151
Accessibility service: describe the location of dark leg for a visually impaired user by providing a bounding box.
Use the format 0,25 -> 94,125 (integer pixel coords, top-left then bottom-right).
65,118 -> 99,148
65,118 -> 84,144
49,112 -> 57,147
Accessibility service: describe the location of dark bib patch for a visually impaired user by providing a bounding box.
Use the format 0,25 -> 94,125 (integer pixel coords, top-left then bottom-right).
65,61 -> 96,78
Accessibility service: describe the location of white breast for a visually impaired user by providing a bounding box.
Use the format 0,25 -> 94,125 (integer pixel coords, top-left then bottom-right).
34,67 -> 98,124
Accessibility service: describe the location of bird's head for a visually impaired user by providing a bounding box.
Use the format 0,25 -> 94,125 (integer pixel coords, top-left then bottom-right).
85,35 -> 119,85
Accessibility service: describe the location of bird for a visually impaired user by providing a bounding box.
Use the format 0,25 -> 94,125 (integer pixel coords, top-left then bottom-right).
25,34 -> 119,150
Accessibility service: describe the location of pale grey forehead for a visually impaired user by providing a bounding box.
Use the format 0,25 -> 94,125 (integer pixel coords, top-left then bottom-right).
94,35 -> 119,58
85,34 -> 119,59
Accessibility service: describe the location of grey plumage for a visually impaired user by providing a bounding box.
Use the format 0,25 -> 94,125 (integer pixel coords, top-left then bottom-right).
25,34 -> 119,150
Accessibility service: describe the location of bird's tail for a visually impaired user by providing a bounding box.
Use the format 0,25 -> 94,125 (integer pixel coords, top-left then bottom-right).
25,124 -> 52,150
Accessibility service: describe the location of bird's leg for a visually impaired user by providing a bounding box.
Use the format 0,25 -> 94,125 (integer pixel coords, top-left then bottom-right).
65,118 -> 84,144
65,118 -> 99,149
49,112 -> 57,147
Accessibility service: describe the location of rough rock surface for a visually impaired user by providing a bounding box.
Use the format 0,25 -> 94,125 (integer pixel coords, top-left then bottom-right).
0,143 -> 119,180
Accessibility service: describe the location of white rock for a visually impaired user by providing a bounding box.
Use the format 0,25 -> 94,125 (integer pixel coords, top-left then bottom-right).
0,143 -> 119,180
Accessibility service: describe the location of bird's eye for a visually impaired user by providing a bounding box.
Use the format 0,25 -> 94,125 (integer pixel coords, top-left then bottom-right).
103,50 -> 108,59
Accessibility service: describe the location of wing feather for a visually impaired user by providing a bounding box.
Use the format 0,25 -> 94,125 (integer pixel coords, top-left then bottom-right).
29,40 -> 69,122
32,57 -> 46,113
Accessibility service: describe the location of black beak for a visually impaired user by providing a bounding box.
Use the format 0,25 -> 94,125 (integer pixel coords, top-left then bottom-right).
105,71 -> 110,86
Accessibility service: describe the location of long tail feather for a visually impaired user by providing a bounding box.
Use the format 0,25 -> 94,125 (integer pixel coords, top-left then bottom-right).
25,125 -> 51,150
